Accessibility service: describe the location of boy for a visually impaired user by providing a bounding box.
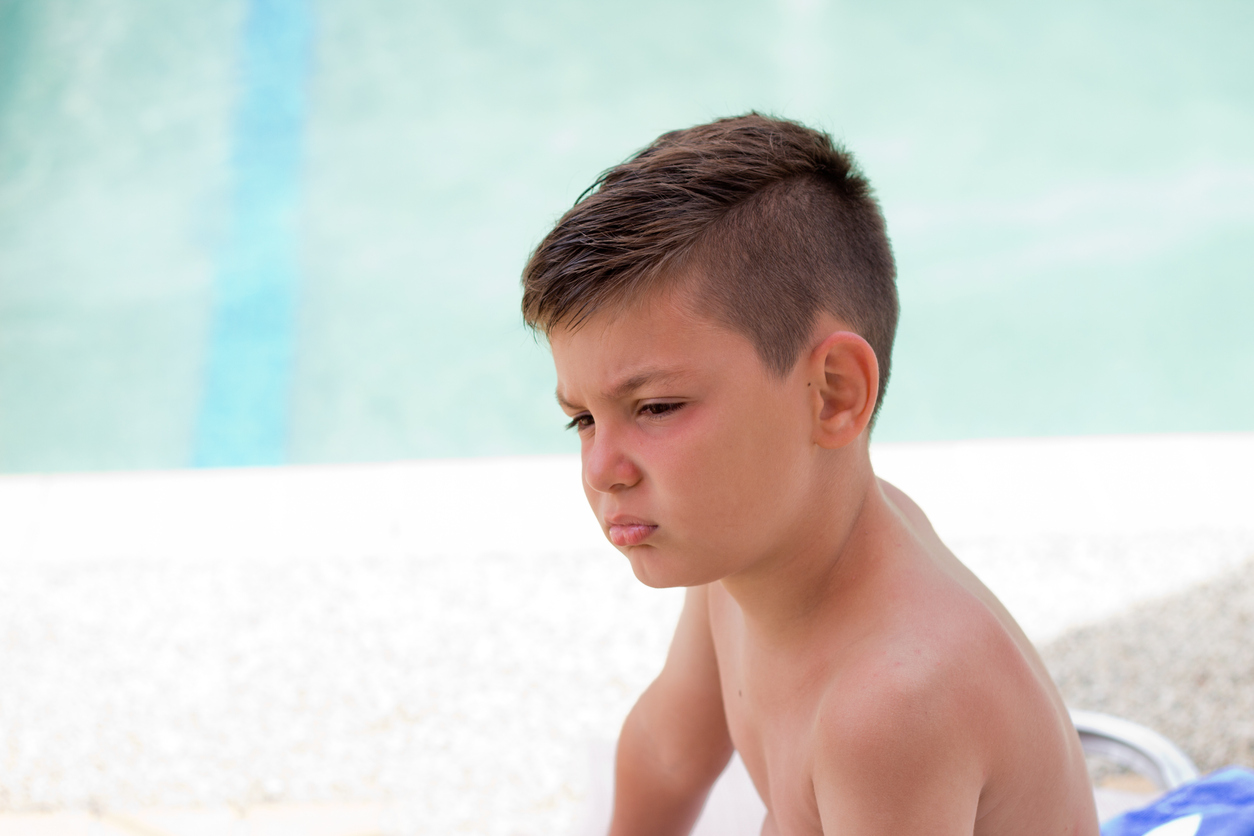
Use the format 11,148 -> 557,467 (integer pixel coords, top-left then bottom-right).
522,114 -> 1099,836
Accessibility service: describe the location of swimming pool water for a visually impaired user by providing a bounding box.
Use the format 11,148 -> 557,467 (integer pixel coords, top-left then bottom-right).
1,0 -> 1251,471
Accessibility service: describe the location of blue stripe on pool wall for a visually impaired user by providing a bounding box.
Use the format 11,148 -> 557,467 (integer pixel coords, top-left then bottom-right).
193,0 -> 312,467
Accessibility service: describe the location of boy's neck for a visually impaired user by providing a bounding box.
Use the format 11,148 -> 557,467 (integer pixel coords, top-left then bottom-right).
716,443 -> 889,645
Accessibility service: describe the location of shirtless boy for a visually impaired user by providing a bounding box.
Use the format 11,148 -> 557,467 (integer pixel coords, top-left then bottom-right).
522,114 -> 1099,836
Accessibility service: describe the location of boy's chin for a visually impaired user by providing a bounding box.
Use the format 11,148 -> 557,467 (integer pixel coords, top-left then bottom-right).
622,546 -> 722,589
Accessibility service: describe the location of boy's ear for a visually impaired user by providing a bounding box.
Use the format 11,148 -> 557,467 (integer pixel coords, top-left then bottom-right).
806,331 -> 879,449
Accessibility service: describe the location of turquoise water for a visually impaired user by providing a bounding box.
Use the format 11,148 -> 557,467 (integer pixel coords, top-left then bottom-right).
1,0 -> 1251,471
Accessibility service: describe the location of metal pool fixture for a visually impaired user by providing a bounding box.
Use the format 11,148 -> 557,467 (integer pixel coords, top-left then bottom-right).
1072,709 -> 1201,791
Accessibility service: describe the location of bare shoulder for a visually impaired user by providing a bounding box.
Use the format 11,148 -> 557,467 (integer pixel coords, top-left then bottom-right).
833,479 -> 1032,718
808,590 -> 995,832
813,564 -> 1013,767
808,479 -> 1099,834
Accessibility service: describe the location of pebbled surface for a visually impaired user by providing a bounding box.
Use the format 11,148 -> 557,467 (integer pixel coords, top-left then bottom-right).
0,552 -> 682,835
1043,557 -> 1254,775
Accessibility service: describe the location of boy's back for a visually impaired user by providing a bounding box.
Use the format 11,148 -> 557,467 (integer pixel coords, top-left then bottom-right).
523,114 -> 1100,835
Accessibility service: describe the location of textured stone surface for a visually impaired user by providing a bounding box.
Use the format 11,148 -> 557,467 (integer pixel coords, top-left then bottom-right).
1042,557 -> 1254,774
0,553 -> 682,835
6,546 -> 1252,834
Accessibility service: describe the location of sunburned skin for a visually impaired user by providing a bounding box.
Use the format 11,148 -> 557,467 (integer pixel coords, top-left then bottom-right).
711,482 -> 1096,835
550,280 -> 1100,836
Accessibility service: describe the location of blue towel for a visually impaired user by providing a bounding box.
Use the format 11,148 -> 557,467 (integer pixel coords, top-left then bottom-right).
1102,768 -> 1254,836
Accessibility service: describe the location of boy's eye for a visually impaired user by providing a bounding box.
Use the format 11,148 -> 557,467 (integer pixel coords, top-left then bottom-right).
565,413 -> 594,431
640,402 -> 683,418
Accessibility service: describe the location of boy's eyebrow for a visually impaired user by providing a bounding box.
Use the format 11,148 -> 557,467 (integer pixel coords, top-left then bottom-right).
555,368 -> 686,410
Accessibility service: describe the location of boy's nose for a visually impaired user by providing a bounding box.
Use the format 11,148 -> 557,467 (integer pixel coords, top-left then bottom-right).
582,432 -> 642,493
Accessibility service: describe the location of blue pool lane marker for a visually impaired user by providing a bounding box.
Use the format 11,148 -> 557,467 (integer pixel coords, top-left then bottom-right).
194,0 -> 312,467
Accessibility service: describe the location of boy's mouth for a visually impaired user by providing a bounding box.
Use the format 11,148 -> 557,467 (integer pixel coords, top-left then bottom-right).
607,522 -> 658,547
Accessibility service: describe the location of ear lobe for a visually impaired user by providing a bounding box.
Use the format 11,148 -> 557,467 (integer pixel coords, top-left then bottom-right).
810,331 -> 879,449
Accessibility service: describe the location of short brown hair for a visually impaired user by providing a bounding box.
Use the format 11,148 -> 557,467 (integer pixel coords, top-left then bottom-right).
522,113 -> 899,421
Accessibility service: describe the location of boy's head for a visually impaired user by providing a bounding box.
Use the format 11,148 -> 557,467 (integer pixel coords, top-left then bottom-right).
524,114 -> 900,587
522,112 -> 898,422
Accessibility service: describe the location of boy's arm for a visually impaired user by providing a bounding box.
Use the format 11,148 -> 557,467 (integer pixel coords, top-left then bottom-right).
609,585 -> 734,836
811,667 -> 984,835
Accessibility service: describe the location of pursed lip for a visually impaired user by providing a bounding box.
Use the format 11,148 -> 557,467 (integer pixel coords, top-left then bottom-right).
605,515 -> 658,547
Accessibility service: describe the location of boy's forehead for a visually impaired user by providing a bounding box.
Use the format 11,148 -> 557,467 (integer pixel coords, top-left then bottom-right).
550,290 -> 752,404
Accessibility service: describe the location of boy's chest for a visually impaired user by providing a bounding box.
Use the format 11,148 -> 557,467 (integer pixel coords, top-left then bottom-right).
708,600 -> 828,834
